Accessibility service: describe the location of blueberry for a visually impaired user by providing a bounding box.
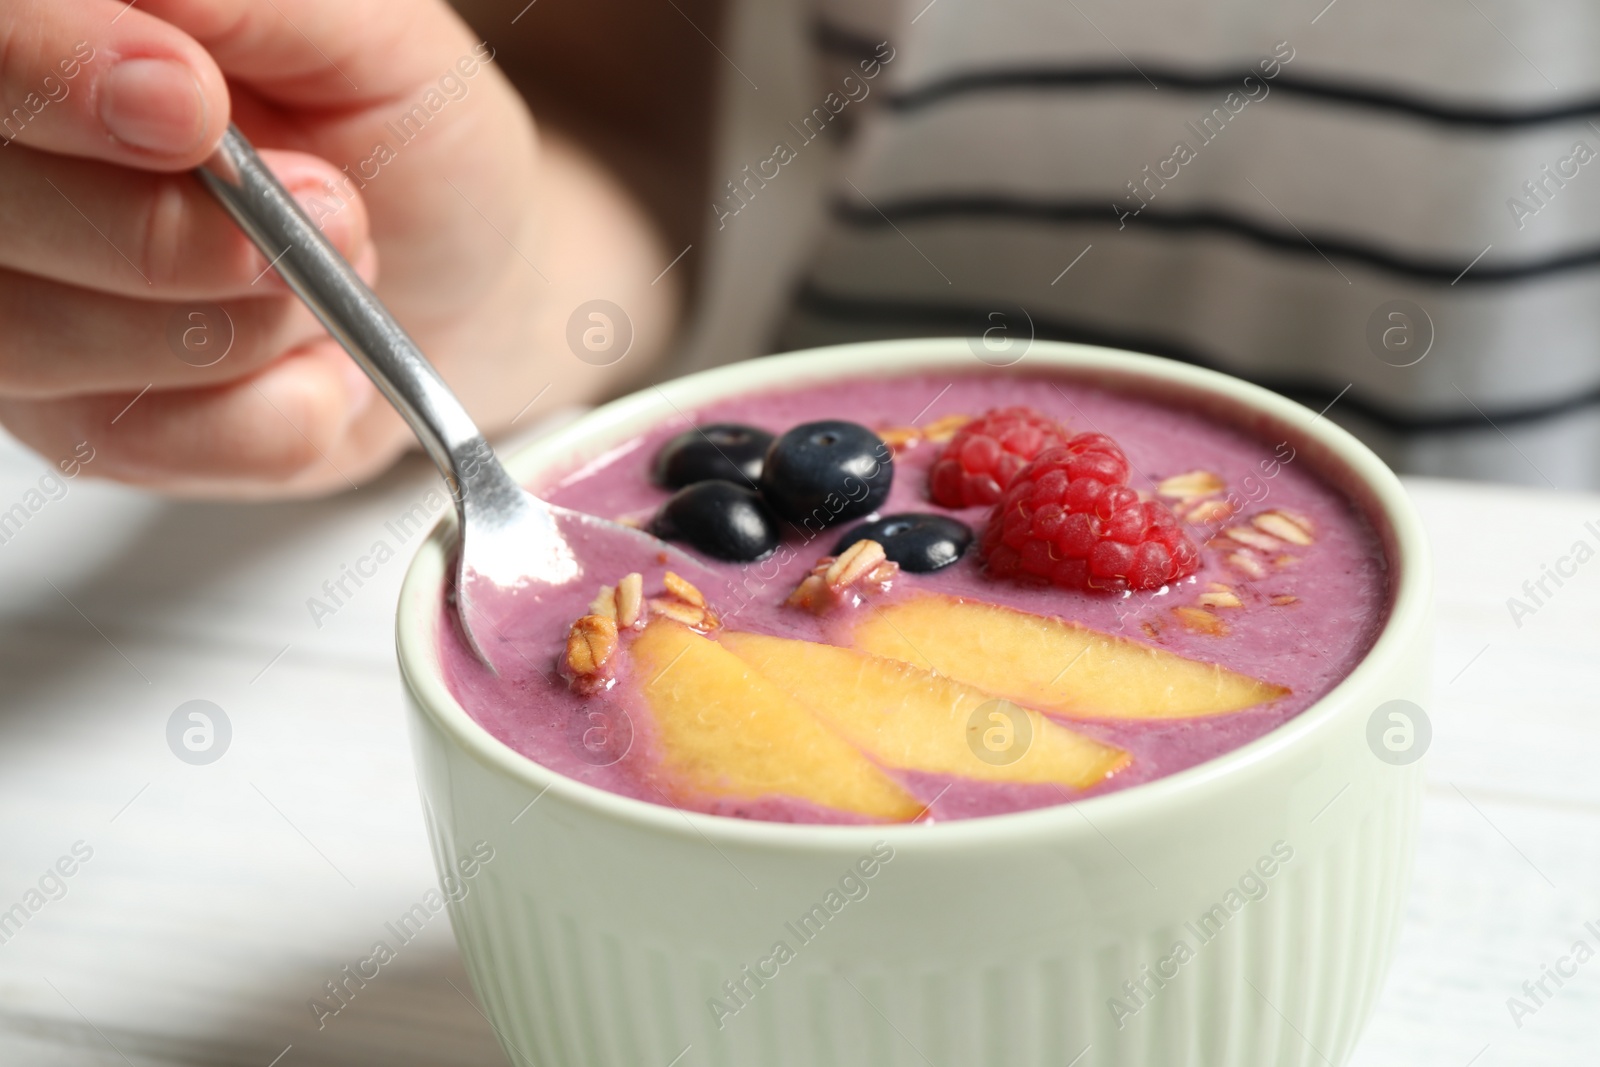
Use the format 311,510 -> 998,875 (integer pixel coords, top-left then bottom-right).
834,513 -> 973,573
650,481 -> 780,562
759,420 -> 892,527
652,423 -> 774,489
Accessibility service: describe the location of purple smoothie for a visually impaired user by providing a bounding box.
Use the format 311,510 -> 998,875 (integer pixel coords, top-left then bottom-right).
438,373 -> 1390,824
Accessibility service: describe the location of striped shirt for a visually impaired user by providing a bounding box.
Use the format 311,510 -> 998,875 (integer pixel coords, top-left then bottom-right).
756,0 -> 1600,488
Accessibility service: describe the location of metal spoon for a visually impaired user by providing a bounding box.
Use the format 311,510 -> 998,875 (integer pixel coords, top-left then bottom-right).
196,125 -> 707,669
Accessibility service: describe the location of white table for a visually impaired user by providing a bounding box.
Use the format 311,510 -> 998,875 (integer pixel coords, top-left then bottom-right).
0,425 -> 1594,1067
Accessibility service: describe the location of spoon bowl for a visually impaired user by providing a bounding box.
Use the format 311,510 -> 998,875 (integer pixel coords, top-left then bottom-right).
197,125 -> 716,669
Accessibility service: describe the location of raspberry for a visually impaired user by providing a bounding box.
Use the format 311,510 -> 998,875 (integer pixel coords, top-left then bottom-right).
929,407 -> 1072,508
979,433 -> 1200,592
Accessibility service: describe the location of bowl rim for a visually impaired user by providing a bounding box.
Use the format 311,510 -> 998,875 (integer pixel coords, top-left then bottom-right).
396,338 -> 1432,853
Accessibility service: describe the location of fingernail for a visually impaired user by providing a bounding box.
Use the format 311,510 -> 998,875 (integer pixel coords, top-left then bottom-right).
290,182 -> 357,256
100,58 -> 208,156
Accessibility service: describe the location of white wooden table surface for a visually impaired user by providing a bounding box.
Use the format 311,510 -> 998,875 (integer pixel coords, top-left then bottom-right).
0,422 -> 1595,1067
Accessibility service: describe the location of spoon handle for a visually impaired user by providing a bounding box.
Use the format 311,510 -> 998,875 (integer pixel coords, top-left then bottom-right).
196,125 -> 521,511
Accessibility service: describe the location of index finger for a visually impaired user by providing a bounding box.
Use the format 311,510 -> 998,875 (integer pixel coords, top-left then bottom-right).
0,0 -> 230,168
137,0 -> 489,108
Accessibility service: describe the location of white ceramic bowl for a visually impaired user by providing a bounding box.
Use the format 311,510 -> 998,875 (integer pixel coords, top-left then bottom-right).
398,339 -> 1432,1067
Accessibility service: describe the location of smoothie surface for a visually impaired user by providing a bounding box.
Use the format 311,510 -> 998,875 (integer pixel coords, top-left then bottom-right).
439,373 -> 1390,824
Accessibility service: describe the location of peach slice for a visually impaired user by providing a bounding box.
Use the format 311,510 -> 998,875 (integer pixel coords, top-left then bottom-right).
851,595 -> 1287,719
629,620 -> 921,820
720,631 -> 1129,789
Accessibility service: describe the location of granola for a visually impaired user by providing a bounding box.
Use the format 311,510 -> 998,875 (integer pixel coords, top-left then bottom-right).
786,539 -> 899,614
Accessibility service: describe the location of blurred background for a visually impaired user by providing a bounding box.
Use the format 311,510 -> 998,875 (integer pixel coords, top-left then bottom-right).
476,0 -> 1600,489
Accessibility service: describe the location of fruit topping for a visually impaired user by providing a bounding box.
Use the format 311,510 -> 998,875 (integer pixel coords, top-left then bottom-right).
568,572 -> 719,695
851,595 -> 1288,719
833,513 -> 973,573
786,539 -> 899,614
979,433 -> 1199,592
759,420 -> 892,526
650,481 -> 780,562
651,423 -> 775,489
929,406 -> 1072,508
720,631 -> 1130,789
629,620 -> 922,820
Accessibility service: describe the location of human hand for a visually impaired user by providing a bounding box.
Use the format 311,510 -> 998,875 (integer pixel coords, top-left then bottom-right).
0,0 -> 673,498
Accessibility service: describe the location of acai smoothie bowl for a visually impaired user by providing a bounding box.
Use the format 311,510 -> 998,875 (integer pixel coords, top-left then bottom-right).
398,338 -> 1431,1067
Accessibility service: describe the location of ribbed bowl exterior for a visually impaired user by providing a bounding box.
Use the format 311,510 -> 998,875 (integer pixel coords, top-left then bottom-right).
406,624 -> 1426,1067
398,340 -> 1433,1067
